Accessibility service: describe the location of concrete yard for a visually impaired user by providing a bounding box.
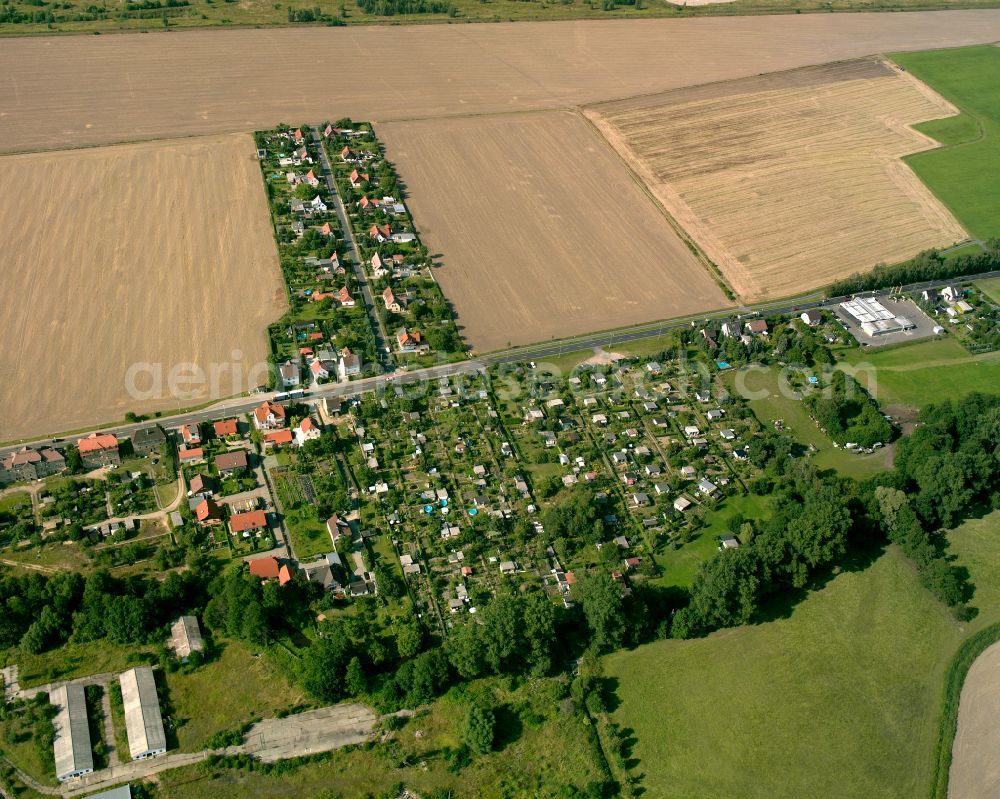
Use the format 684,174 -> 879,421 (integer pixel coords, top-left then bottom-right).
241,704 -> 378,762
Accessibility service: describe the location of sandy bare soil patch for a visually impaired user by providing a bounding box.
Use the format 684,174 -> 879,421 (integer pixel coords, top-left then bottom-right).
588,59 -> 968,301
0,134 -> 285,441
3,13 -> 1000,153
377,110 -> 728,351
949,640 -> 1000,798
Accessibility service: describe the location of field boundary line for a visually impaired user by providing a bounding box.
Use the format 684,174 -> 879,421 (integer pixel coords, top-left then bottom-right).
572,106 -> 738,303
929,620 -> 1000,799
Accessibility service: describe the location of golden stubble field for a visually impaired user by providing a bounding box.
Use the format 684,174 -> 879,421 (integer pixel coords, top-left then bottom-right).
588,59 -> 969,301
3,12 -> 1000,154
949,641 -> 1000,798
377,110 -> 729,351
0,134 -> 286,441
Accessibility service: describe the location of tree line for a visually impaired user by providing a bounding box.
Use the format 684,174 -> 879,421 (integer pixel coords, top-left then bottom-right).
827,240 -> 1000,297
674,392 -> 999,638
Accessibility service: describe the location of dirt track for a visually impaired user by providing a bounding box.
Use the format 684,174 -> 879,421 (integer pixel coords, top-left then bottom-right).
949,640 -> 1000,798
3,12 -> 1000,154
378,110 -> 729,351
0,134 -> 285,440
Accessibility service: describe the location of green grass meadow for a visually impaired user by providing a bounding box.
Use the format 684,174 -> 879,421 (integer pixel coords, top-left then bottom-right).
604,510 -> 1000,799
724,366 -> 890,478
893,45 -> 1000,240
838,337 -> 1000,409
976,277 -> 1000,306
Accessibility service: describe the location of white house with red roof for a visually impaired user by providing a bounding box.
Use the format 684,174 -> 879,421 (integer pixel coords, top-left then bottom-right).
253,401 -> 286,431
334,287 -> 355,307
179,424 -> 201,446
369,223 -> 391,243
310,358 -> 330,382
349,170 -> 369,188
396,328 -> 428,354
294,417 -> 322,447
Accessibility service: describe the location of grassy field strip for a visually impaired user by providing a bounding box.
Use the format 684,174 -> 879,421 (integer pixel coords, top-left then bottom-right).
605,510 -> 1000,799
892,45 -> 1000,240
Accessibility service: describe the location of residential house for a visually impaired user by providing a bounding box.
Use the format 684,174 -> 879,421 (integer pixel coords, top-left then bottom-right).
212,419 -> 240,438
179,424 -> 201,447
195,498 -> 223,526
941,285 -> 963,303
801,310 -> 823,326
0,447 -> 65,484
188,474 -> 216,498
369,223 -> 391,243
294,417 -> 322,447
370,252 -> 390,277
334,286 -> 355,307
310,358 -> 331,383
720,321 -> 739,338
231,509 -> 268,537
396,328 -> 428,354
348,170 -> 369,188
263,429 -> 294,450
304,169 -> 320,188
77,433 -> 120,468
253,401 -> 286,431
698,478 -> 718,496
309,195 -> 327,213
339,351 -> 361,380
178,446 -> 204,465
215,450 -> 248,476
278,361 -> 300,389
673,496 -> 692,512
383,287 -> 406,313
131,426 -> 166,455
744,319 -> 769,336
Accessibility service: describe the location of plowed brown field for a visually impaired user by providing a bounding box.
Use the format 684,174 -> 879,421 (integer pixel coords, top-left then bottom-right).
3,12 -> 1000,153
588,59 -> 969,301
377,111 -> 729,351
0,134 -> 285,441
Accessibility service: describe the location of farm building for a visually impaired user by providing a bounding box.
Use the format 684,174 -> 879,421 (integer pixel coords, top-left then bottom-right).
51,683 -> 94,782
170,616 -> 205,661
120,667 -> 167,761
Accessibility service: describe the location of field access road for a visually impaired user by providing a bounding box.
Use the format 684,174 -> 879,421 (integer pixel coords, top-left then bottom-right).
2,267 -> 999,461
311,127 -> 393,371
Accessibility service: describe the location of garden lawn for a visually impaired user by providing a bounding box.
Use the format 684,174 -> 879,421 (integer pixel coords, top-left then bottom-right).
166,639 -> 310,751
893,46 -> 1000,239
976,277 -> 1000,306
284,505 -> 333,561
725,366 -> 889,478
605,510 -> 1000,799
838,337 -> 1000,408
655,494 -> 773,589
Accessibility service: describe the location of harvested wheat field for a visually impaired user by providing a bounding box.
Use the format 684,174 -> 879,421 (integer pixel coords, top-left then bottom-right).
4,13 -> 1000,154
0,134 -> 285,441
588,58 -> 969,301
377,110 -> 729,351
948,640 -> 1000,798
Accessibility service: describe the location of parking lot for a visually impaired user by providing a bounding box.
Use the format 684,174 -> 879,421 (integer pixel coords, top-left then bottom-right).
833,296 -> 939,348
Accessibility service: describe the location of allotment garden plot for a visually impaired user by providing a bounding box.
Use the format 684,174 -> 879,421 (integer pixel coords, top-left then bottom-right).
377,111 -> 729,352
589,58 -> 969,302
0,134 -> 285,441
